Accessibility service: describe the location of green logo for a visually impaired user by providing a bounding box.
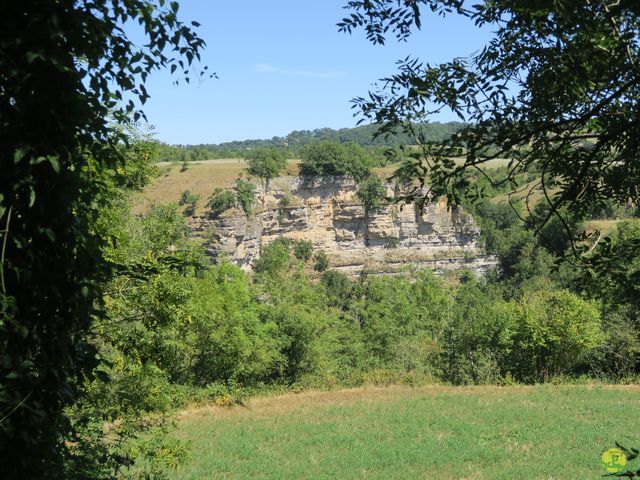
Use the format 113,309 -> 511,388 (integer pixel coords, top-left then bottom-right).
602,448 -> 627,474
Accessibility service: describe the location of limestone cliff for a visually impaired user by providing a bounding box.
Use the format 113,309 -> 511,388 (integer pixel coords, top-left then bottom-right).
188,176 -> 497,276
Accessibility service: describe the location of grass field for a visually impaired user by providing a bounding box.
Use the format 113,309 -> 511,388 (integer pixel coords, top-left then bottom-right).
132,159 -> 301,215
134,157 -> 513,215
172,384 -> 640,479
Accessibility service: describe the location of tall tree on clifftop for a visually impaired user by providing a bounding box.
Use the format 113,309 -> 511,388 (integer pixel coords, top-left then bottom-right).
246,147 -> 288,202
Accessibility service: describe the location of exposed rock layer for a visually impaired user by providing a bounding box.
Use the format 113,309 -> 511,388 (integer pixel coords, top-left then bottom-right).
188,177 -> 497,276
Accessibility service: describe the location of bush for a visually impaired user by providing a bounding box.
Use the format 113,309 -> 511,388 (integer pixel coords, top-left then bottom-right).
504,288 -> 605,382
292,240 -> 314,261
179,189 -> 200,216
356,176 -> 387,214
188,263 -> 282,385
279,193 -> 292,208
314,250 -> 330,272
357,274 -> 449,372
235,178 -> 256,214
254,237 -> 292,275
590,311 -> 640,379
207,188 -> 236,217
440,280 -> 510,385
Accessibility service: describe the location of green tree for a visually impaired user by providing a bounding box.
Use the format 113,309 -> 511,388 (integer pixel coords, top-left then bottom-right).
356,176 -> 387,215
0,1 -> 207,477
299,140 -> 372,180
340,1 -> 640,243
441,279 -> 510,385
254,237 -> 293,276
235,178 -> 257,215
189,263 -> 282,385
246,147 -> 287,192
504,288 -> 604,381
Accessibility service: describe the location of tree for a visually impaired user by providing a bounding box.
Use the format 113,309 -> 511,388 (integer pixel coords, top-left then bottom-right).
504,288 -> 604,381
0,1 -> 208,477
339,1 -> 640,251
356,176 -> 387,215
246,147 -> 287,192
299,140 -> 373,180
235,177 -> 257,215
314,250 -> 330,272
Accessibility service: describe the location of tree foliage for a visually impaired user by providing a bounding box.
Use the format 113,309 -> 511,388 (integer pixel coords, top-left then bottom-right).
299,140 -> 373,180
155,122 -> 465,161
340,1 -> 640,247
246,147 -> 287,191
207,188 -> 237,217
235,178 -> 257,215
0,0 -> 208,477
179,190 -> 200,216
357,176 -> 388,215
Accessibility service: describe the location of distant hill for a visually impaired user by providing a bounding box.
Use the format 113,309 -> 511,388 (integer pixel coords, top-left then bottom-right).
156,122 -> 464,163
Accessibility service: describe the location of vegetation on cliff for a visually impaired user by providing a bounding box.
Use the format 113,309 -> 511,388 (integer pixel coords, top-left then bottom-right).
4,1 -> 640,478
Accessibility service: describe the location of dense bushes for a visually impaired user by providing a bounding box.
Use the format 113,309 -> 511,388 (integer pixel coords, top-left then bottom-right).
84,164 -> 640,478
102,203 -> 614,393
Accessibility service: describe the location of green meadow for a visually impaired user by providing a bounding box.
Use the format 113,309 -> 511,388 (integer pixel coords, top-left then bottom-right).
172,384 -> 639,479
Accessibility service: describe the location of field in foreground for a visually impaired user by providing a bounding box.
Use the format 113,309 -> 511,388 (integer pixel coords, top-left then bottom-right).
172,384 -> 639,479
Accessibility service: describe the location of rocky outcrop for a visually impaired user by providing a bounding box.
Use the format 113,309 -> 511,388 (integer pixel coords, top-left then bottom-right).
188,176 -> 497,276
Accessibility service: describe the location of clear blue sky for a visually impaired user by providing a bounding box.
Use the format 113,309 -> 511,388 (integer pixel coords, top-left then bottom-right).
139,1 -> 490,145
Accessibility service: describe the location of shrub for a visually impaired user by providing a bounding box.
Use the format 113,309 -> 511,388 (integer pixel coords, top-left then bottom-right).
235,178 -> 256,214
179,189 -> 200,216
357,273 -> 450,373
314,250 -> 330,272
292,239 -> 314,261
590,311 -> 640,379
357,176 -> 387,215
254,237 -> 292,275
207,188 -> 236,217
440,280 -> 510,385
279,193 -> 292,208
321,270 -> 352,308
189,264 -> 283,384
504,288 -> 605,382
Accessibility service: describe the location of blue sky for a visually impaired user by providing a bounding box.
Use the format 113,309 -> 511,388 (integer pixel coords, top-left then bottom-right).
139,1 -> 490,144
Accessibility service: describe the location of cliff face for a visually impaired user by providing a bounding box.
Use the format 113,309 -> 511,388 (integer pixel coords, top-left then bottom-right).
189,176 -> 497,276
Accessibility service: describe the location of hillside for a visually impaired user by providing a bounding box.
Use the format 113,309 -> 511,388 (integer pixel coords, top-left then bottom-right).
156,121 -> 465,162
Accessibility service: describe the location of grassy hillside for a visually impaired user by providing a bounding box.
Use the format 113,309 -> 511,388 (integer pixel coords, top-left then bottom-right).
172,384 -> 639,479
134,157 -> 512,215
132,159 -> 301,214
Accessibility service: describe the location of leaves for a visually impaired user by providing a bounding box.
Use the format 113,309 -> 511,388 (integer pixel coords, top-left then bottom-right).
341,0 -> 640,245
0,1 -> 209,477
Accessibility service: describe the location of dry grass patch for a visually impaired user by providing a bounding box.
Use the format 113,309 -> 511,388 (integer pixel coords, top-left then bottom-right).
133,159 -> 301,215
